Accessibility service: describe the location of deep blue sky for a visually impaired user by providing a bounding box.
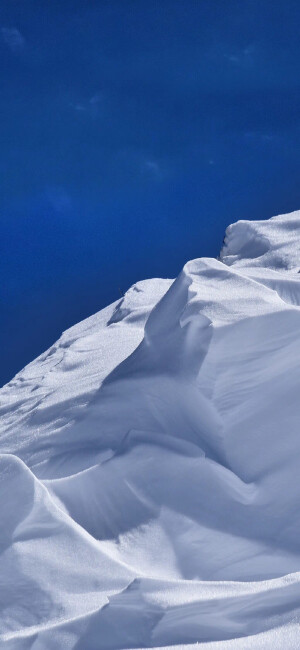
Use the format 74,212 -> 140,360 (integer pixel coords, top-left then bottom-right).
1,1 -> 300,386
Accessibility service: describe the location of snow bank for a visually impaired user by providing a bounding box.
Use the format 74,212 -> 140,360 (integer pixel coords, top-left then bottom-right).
0,210 -> 300,648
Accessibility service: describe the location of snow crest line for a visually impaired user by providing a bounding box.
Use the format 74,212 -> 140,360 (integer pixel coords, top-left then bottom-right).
0,210 -> 300,648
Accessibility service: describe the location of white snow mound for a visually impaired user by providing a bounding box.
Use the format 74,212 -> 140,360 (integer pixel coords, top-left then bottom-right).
0,210 -> 300,649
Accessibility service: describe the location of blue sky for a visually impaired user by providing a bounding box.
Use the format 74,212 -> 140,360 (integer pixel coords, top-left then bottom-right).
1,0 -> 300,386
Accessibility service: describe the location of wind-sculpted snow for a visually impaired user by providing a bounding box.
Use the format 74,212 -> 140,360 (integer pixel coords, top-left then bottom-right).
0,211 -> 300,648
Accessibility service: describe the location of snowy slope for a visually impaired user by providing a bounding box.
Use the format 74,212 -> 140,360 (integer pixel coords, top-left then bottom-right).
0,210 -> 299,649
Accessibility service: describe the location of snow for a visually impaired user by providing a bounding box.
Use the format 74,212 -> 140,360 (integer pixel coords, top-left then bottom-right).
0,210 -> 299,648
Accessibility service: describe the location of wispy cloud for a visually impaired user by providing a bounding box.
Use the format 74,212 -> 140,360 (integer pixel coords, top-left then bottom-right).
45,187 -> 72,214
89,93 -> 103,106
1,27 -> 25,53
224,44 -> 257,67
70,92 -> 104,118
141,159 -> 163,180
113,149 -> 166,184
244,131 -> 275,143
72,103 -> 86,113
206,39 -> 258,72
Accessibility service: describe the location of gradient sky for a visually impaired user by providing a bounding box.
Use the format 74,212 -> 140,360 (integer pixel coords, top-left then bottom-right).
1,0 -> 300,386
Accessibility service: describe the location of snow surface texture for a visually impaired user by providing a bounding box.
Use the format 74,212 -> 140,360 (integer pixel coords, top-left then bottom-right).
0,211 -> 300,649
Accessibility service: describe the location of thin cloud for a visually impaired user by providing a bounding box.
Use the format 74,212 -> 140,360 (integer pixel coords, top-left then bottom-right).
89,93 -> 103,106
225,44 -> 257,67
142,160 -> 163,180
45,187 -> 72,214
71,103 -> 86,112
244,131 -> 275,142
70,92 -> 104,118
1,27 -> 25,53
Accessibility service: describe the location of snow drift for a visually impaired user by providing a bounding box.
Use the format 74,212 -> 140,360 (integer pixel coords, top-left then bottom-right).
0,210 -> 299,649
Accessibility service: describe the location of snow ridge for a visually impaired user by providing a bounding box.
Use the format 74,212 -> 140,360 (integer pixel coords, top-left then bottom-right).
0,210 -> 300,649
